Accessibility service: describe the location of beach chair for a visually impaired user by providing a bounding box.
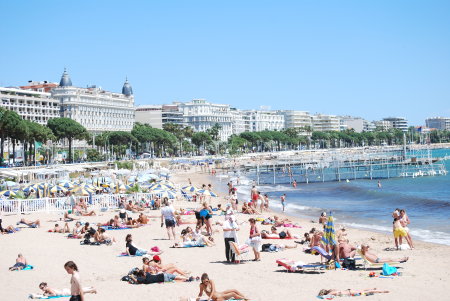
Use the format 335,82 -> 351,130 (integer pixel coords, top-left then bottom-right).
229,242 -> 250,263
356,249 -> 402,270
276,259 -> 325,272
310,246 -> 332,261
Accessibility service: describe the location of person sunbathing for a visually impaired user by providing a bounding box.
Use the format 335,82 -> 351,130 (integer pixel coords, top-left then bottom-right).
318,288 -> 389,297
261,243 -> 298,252
94,228 -> 116,245
1,224 -> 17,234
129,269 -> 192,284
137,213 -> 149,224
310,231 -> 325,249
339,241 -> 357,259
126,217 -> 142,228
52,223 -> 70,233
72,222 -> 83,237
262,226 -> 295,239
30,282 -> 96,298
126,200 -> 145,213
9,253 -> 28,270
241,202 -> 255,214
143,256 -> 190,277
64,210 -> 80,221
273,216 -> 291,227
196,273 -> 248,301
73,206 -> 96,216
18,218 -> 40,228
361,245 -> 408,263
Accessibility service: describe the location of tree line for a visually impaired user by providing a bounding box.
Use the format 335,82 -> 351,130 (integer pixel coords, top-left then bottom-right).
1,107 -> 450,165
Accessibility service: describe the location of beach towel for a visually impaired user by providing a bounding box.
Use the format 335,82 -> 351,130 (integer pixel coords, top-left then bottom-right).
171,244 -> 206,248
101,226 -> 132,230
29,295 -> 71,299
118,252 -> 144,257
276,259 -> 325,272
280,223 -> 301,228
263,237 -> 295,240
317,295 -> 335,299
12,265 -> 33,271
382,263 -> 398,276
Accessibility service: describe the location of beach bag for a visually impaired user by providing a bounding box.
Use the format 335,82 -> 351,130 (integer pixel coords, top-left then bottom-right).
342,258 -> 356,270
382,263 -> 397,276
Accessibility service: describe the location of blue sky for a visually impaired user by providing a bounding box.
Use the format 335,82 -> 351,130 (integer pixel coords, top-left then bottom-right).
1,0 -> 449,125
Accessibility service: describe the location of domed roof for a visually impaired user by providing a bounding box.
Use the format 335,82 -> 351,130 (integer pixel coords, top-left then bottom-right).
122,78 -> 133,96
59,68 -> 72,87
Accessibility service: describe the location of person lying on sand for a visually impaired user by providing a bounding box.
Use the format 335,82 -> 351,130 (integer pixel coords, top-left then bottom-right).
196,273 -> 248,301
18,218 -> 40,228
129,269 -> 193,284
261,243 -> 298,252
318,288 -> 389,297
29,282 -> 96,299
9,253 -> 28,270
361,245 -> 408,263
143,256 -> 190,277
1,224 -> 17,234
137,213 -> 149,224
51,223 -> 71,233
261,226 -> 296,239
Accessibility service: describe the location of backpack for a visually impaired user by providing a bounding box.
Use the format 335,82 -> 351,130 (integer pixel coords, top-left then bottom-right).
342,258 -> 356,270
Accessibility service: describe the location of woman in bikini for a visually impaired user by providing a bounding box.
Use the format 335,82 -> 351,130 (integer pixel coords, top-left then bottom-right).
196,273 -> 248,301
361,245 -> 408,263
318,288 -> 389,297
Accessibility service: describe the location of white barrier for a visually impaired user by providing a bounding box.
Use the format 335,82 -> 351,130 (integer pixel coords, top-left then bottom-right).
0,192 -> 160,215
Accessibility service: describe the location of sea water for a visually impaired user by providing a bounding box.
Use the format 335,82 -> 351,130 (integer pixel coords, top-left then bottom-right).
221,148 -> 450,246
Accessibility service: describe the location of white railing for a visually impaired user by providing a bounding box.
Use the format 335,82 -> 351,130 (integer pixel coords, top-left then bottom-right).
0,192 -> 161,215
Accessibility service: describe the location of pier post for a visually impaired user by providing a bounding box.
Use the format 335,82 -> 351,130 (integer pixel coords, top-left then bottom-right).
273,164 -> 276,184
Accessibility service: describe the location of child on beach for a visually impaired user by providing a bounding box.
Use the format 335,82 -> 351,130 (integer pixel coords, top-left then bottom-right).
64,261 -> 92,301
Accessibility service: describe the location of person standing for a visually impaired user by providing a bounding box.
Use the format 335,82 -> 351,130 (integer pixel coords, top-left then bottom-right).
64,261 -> 83,301
161,198 -> 176,240
280,194 -> 286,212
230,190 -> 238,211
247,218 -> 262,261
223,215 -> 239,263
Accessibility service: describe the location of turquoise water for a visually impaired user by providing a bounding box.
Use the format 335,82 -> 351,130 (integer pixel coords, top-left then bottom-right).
230,148 -> 450,245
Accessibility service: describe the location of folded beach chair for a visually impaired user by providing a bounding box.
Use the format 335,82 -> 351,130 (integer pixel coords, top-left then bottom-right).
229,242 -> 250,263
310,246 -> 332,261
356,249 -> 402,270
276,259 -> 325,272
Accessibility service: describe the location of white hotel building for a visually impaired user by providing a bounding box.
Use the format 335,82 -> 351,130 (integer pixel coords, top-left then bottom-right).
178,99 -> 234,141
242,110 -> 285,132
51,70 -> 135,134
0,85 -> 60,126
311,114 -> 340,131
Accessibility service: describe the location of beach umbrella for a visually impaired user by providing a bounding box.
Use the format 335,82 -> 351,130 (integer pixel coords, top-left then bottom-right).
118,184 -> 131,191
0,190 -> 16,197
181,185 -> 197,193
321,211 -> 337,247
149,183 -> 174,191
70,186 -> 93,196
59,182 -> 74,189
197,189 -> 218,197
22,184 -> 38,193
154,189 -> 176,199
50,185 -> 67,193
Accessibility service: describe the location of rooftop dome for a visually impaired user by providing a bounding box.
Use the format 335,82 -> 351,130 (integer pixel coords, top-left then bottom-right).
122,78 -> 133,96
59,68 -> 72,87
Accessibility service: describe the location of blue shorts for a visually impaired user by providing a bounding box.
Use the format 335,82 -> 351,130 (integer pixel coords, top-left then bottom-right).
164,273 -> 176,282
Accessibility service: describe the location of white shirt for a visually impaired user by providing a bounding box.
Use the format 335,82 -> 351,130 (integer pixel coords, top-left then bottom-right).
161,206 -> 175,220
223,219 -> 239,240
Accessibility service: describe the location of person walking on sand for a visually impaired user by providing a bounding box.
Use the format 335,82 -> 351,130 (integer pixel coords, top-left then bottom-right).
280,194 -> 286,212
64,261 -> 85,301
161,198 -> 177,240
247,218 -> 262,261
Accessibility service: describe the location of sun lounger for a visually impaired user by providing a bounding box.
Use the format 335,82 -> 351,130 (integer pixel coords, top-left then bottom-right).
356,249 -> 403,270
310,246 -> 332,261
276,259 -> 325,272
229,241 -> 251,263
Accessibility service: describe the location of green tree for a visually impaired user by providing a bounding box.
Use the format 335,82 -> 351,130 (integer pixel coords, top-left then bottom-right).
0,110 -> 22,163
47,118 -> 88,163
191,132 -> 212,155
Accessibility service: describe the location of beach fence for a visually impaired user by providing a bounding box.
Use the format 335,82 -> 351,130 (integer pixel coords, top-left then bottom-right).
0,192 -> 158,215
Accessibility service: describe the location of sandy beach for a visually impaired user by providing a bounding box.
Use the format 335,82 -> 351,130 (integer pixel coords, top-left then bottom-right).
1,167 -> 450,301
